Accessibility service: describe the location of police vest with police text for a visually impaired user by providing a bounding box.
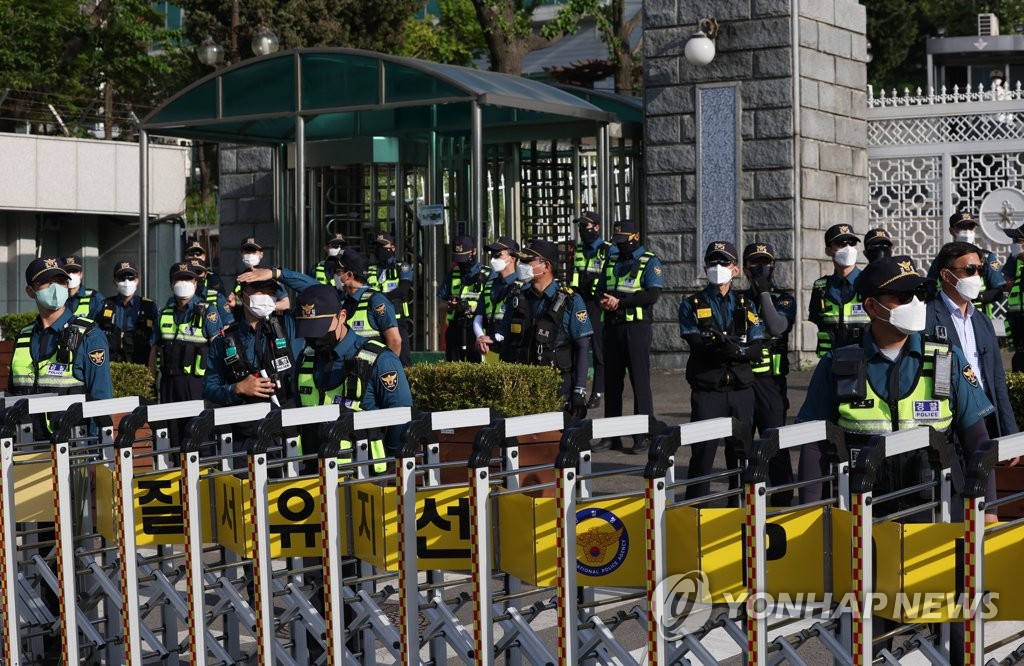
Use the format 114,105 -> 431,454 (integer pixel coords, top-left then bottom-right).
812,276 -> 870,357
750,290 -> 792,377
836,339 -> 954,435
570,241 -> 612,298
71,288 -> 97,317
296,338 -> 389,472
499,284 -> 574,373
314,261 -> 331,286
366,263 -> 410,319
98,296 -> 155,364
684,292 -> 757,391
446,267 -> 491,324
157,304 -> 213,377
602,252 -> 655,322
10,318 -> 94,394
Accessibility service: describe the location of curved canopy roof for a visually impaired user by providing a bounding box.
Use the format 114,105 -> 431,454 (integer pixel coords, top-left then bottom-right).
142,48 -> 617,145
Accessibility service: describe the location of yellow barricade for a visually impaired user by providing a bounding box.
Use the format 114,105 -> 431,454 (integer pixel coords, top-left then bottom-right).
212,475 -> 331,559
982,522 -> 1024,620
95,467 -> 214,546
351,481 -> 477,571
13,452 -> 56,522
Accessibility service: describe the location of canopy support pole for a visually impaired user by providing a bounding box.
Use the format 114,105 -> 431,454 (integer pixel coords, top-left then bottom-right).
471,100 -> 484,253
139,130 -> 150,296
597,124 -> 610,226
295,115 -> 306,274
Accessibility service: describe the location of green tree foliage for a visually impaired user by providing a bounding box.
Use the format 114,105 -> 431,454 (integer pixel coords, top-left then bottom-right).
400,0 -> 487,66
541,0 -> 642,94
467,0 -> 564,74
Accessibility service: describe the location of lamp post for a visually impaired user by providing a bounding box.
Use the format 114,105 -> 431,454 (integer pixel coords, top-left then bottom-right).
197,35 -> 225,68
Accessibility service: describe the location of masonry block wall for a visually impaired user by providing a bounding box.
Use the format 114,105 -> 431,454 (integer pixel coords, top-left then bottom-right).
218,145 -> 277,285
644,0 -> 868,368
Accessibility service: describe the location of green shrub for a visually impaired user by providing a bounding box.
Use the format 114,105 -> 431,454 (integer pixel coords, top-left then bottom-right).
110,362 -> 156,402
406,361 -> 562,417
0,313 -> 36,340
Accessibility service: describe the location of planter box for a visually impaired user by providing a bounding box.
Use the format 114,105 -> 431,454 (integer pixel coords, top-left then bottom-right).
995,464 -> 1024,520
0,340 -> 13,393
112,413 -> 154,473
436,428 -> 560,497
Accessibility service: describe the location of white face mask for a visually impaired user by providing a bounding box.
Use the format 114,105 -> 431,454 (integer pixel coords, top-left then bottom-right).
246,293 -> 277,319
116,279 -> 137,298
947,270 -> 984,301
327,246 -> 341,257
173,280 -> 196,300
954,230 -> 976,244
242,253 -> 261,268
833,245 -> 858,267
877,296 -> 927,335
706,265 -> 733,285
516,262 -> 534,282
67,273 -> 82,289
490,257 -> 508,273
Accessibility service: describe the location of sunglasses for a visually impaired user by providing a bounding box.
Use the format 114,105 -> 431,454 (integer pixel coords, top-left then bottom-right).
946,264 -> 981,276
831,239 -> 858,248
877,289 -> 927,305
185,250 -> 204,257
706,258 -> 734,267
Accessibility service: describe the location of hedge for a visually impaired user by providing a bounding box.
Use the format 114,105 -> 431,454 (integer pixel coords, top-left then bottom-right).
110,362 -> 156,402
406,361 -> 562,417
0,313 -> 36,341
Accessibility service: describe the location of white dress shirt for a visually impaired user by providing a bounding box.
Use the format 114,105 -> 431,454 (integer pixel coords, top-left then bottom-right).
939,291 -> 983,389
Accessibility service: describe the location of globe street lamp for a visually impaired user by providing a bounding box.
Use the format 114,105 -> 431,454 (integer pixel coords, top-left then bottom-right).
684,18 -> 720,67
197,35 -> 225,68
251,25 -> 280,57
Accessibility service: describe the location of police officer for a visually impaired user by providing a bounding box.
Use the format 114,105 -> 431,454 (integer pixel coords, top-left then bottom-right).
204,276 -> 302,409
8,258 -> 112,408
293,284 -> 412,465
797,256 -> 996,516
474,236 -> 520,359
596,220 -> 664,452
367,232 -> 414,366
437,235 -> 490,362
96,259 -> 158,364
1002,224 -> 1024,371
678,241 -> 764,499
60,255 -> 104,319
184,238 -> 226,295
926,211 -> 1005,319
312,232 -> 347,285
741,242 -> 797,504
233,237 -> 290,313
864,228 -> 895,263
187,258 -> 235,326
569,211 -> 618,409
809,224 -> 869,357
245,249 -> 403,359
499,239 -> 592,416
152,261 -> 224,446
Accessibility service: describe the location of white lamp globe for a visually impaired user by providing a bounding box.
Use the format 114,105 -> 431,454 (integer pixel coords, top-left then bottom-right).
684,32 -> 716,66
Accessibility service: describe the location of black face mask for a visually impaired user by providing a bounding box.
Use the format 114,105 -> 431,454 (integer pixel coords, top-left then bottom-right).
457,259 -> 474,272
616,241 -> 638,256
310,329 -> 337,353
580,229 -> 600,244
375,246 -> 395,263
748,264 -> 773,281
865,245 -> 892,263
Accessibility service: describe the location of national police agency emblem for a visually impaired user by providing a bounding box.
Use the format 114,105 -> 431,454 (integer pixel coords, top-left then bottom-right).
379,371 -> 399,392
963,364 -> 979,387
88,349 -> 105,366
575,507 -> 628,576
374,303 -> 387,316
575,309 -> 588,323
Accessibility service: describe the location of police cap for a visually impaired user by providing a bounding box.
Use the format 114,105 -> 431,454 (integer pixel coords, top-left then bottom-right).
854,255 -> 926,298
294,284 -> 342,339
742,242 -> 775,262
705,241 -> 739,264
26,257 -> 70,286
824,224 -> 859,246
864,228 -> 893,247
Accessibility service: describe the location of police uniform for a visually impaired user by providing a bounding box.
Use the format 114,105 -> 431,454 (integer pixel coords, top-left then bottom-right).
740,242 -> 797,504
184,239 -> 227,296
293,284 -> 412,471
367,232 -> 414,365
157,262 -> 224,446
597,220 -> 664,444
60,255 -> 104,320
1002,224 -> 1024,371
311,232 -> 347,285
98,260 -> 158,364
437,235 -> 490,363
809,224 -> 870,357
9,258 -> 112,435
499,240 -> 593,398
679,241 -> 764,499
569,211 -> 618,406
926,211 -> 1006,319
188,259 -> 236,326
864,228 -> 894,264
797,256 -> 996,512
474,235 -> 522,356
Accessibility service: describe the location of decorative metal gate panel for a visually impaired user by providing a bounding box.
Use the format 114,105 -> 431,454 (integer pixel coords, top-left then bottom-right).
868,84 -> 1024,326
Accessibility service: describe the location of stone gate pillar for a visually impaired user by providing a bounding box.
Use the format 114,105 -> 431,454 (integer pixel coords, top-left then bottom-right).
644,0 -> 869,366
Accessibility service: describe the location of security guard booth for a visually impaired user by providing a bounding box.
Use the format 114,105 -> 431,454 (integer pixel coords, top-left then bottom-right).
138,49 -> 642,353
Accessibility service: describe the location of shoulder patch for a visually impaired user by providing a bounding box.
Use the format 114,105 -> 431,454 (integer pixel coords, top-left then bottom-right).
88,349 -> 105,366
575,309 -> 588,323
813,277 -> 828,288
379,370 -> 399,392
779,298 -> 793,307
653,266 -> 663,276
374,303 -> 387,316
207,311 -> 218,323
962,364 -> 979,387
991,260 -> 1001,270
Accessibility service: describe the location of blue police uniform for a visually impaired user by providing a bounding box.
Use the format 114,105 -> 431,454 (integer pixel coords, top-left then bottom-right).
97,293 -> 159,364
498,279 -> 593,395
278,269 -> 398,338
808,268 -> 869,356
797,329 -> 995,504
205,271 -> 227,296
8,307 -> 113,400
367,256 -> 415,365
597,242 -> 665,429
570,236 -> 618,398
204,314 -> 304,407
679,283 -> 765,499
196,285 -> 236,326
67,288 -> 105,320
438,261 -> 490,363
476,272 -> 519,337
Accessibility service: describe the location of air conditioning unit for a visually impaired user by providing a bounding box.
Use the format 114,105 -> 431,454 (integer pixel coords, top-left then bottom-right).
979,13 -> 1000,36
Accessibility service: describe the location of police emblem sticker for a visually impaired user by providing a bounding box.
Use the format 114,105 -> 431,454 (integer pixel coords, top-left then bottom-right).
207,311 -> 218,323
851,304 -> 866,315
575,507 -> 629,577
576,310 -> 588,323
88,349 -> 105,366
46,363 -> 67,376
374,303 -> 387,316
379,371 -> 399,392
913,400 -> 941,419
962,364 -> 980,387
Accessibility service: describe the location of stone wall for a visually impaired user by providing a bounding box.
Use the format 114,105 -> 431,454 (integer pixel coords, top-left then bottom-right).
218,145 -> 276,285
643,0 -> 868,368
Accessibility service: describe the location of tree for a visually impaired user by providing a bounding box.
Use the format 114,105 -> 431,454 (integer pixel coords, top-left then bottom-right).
468,0 -> 564,75
541,0 -> 642,94
400,0 -> 487,66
